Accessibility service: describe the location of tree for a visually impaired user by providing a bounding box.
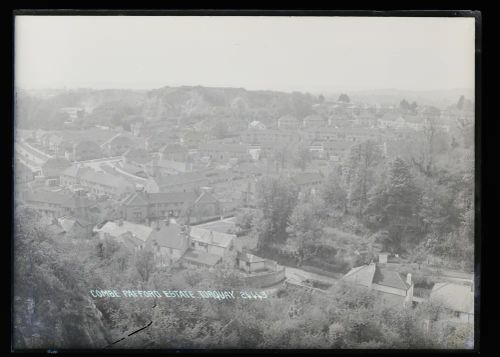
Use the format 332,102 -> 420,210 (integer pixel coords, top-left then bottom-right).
134,248 -> 156,282
320,171 -> 348,216
386,157 -> 420,219
211,121 -> 229,139
400,99 -> 410,111
13,208 -> 108,349
235,208 -> 255,231
254,176 -> 299,247
344,140 -> 384,218
287,199 -> 324,265
270,144 -> 290,172
293,145 -> 312,171
338,94 -> 350,103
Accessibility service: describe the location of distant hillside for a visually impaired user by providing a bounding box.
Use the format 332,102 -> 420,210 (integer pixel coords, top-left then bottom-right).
324,88 -> 475,108
16,86 -> 317,129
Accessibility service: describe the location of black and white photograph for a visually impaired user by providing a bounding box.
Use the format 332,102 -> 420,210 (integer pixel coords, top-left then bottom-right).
12,14 -> 477,350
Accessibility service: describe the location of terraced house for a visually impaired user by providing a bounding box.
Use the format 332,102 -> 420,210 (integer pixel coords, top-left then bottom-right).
60,165 -> 134,198
120,187 -> 222,223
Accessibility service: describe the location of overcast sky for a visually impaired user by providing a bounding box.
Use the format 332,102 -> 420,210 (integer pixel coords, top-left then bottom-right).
15,16 -> 475,93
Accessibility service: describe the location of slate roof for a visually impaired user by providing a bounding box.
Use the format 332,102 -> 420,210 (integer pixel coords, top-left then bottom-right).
430,283 -> 474,314
95,221 -> 153,242
182,249 -> 221,267
120,191 -> 197,206
61,166 -> 133,190
57,216 -> 89,233
153,172 -> 209,188
237,251 -> 266,264
24,190 -> 93,209
189,227 -> 234,248
148,223 -> 188,250
150,192 -> 198,204
342,263 -> 410,291
343,263 -> 376,288
373,266 -> 409,290
194,191 -> 219,205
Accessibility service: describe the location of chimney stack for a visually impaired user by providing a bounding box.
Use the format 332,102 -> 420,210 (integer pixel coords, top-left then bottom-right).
406,273 -> 412,286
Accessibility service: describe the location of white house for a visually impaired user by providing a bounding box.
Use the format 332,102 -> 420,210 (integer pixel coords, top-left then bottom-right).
189,226 -> 235,258
429,282 -> 474,324
342,262 -> 414,307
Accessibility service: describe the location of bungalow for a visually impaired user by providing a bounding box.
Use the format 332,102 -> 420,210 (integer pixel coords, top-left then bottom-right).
429,282 -> 474,324
188,226 -> 235,258
342,262 -> 414,307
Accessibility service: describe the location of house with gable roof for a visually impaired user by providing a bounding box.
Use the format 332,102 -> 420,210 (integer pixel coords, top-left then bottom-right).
57,216 -> 93,239
188,226 -> 235,258
342,261 -> 414,307
146,219 -> 190,266
429,282 -> 474,323
94,220 -> 153,251
120,188 -> 198,222
277,114 -> 300,130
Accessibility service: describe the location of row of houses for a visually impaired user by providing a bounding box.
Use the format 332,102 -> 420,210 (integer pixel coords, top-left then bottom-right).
342,255 -> 474,324
94,219 -> 235,268
119,187 -> 221,223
